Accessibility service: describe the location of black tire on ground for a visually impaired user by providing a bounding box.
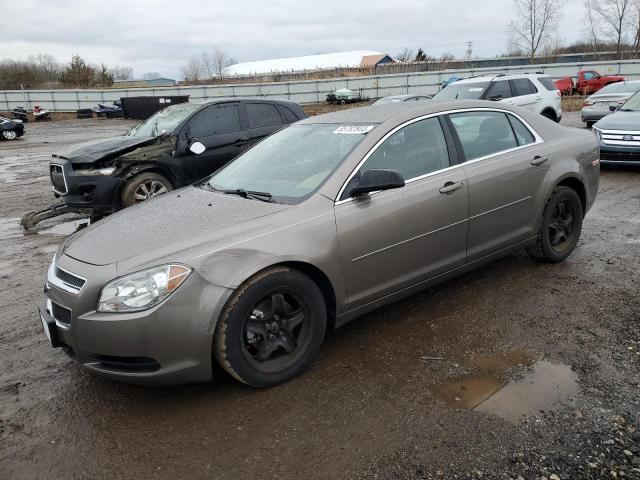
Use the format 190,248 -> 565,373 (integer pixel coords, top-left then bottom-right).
541,110 -> 557,122
528,186 -> 584,263
120,172 -> 172,208
586,121 -> 595,129
214,266 -> 327,387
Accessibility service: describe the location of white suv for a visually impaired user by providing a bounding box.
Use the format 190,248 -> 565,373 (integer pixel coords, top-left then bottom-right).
433,73 -> 563,122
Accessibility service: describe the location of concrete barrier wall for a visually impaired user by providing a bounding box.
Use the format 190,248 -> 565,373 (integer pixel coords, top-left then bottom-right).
2,58 -> 639,112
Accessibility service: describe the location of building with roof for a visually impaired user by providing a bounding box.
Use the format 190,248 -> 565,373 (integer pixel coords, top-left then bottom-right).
224,50 -> 394,76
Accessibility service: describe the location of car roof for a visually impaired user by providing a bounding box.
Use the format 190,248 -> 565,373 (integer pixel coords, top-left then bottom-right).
298,99 -> 520,125
454,73 -> 548,84
194,97 -> 301,107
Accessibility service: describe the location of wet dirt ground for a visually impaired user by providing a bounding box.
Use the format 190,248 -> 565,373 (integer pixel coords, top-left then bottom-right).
0,114 -> 639,479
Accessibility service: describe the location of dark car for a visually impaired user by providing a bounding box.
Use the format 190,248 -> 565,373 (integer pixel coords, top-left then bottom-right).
49,98 -> 307,215
0,116 -> 25,140
593,90 -> 640,166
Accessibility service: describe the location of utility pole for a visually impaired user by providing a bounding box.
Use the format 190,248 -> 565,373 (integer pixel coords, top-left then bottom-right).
465,41 -> 473,60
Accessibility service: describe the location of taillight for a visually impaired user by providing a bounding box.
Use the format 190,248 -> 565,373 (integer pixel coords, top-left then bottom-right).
583,100 -> 594,106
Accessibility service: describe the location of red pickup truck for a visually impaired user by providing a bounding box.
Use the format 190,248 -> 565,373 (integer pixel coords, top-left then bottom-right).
555,70 -> 625,95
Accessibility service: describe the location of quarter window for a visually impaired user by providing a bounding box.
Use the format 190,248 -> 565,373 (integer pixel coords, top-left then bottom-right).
537,76 -> 558,91
511,78 -> 538,96
449,111 -> 519,160
279,105 -> 300,123
359,117 -> 450,182
189,104 -> 240,137
507,114 -> 536,146
247,103 -> 283,128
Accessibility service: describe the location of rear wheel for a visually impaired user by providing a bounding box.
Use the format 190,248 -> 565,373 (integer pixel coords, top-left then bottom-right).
120,172 -> 172,208
214,267 -> 327,387
528,186 -> 584,262
541,110 -> 557,122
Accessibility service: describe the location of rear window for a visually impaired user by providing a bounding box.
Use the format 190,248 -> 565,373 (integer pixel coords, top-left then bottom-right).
511,78 -> 538,96
537,77 -> 558,91
247,103 -> 283,128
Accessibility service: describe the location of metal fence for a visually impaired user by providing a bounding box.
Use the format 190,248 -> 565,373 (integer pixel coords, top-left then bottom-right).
2,58 -> 640,112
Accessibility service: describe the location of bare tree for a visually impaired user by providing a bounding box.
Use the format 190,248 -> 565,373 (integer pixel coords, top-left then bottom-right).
395,48 -> 415,62
109,65 -> 134,80
584,0 -> 603,51
630,0 -> 640,52
182,56 -> 203,83
508,0 -> 562,59
589,0 -> 632,55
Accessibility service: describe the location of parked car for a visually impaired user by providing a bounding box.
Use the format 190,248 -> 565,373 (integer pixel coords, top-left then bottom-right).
593,90 -> 640,166
373,94 -> 432,105
581,80 -> 640,127
326,88 -> 363,104
555,70 -> 625,95
39,100 -> 599,387
0,116 -> 25,140
433,73 -> 562,122
49,98 -> 307,216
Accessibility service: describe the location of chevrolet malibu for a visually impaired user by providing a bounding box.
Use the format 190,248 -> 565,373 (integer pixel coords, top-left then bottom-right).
40,100 -> 600,387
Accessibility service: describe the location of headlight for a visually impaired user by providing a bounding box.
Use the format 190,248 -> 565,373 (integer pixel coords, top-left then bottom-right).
97,264 -> 191,312
75,166 -> 116,176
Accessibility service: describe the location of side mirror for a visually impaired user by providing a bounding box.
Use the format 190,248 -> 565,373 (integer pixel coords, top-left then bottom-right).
489,95 -> 503,101
189,141 -> 206,154
351,169 -> 405,197
609,105 -> 619,112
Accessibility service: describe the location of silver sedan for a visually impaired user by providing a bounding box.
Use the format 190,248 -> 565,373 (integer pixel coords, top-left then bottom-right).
582,80 -> 640,127
39,100 -> 600,387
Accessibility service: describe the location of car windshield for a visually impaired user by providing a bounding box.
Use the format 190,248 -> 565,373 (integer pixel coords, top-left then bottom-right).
433,82 -> 489,100
597,82 -> 640,95
128,103 -> 200,137
620,91 -> 640,111
205,124 -> 371,204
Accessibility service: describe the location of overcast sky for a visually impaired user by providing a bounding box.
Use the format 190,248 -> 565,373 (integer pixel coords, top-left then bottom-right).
2,0 -> 586,80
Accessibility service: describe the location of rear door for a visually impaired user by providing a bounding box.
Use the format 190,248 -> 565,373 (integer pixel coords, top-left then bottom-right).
245,102 -> 286,148
509,78 -> 541,111
334,116 -> 468,307
447,109 -> 551,261
180,103 -> 246,182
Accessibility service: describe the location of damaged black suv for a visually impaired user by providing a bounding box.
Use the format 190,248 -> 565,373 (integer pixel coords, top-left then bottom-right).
49,98 -> 307,215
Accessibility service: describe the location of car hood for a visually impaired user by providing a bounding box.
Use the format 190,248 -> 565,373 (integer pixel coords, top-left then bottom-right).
62,186 -> 290,266
53,135 -> 156,164
594,111 -> 640,130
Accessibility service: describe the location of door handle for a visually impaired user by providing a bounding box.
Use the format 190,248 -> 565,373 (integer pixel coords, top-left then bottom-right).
439,181 -> 464,194
233,139 -> 248,146
531,156 -> 549,166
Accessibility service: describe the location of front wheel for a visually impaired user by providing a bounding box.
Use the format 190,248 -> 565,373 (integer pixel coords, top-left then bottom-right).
528,186 -> 584,262
1,130 -> 17,140
120,172 -> 172,208
214,267 -> 327,387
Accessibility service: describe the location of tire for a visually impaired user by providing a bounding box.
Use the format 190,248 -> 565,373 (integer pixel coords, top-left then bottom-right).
1,130 -> 17,140
528,186 -> 584,263
120,172 -> 172,208
541,110 -> 556,122
214,266 -> 327,387
586,121 -> 594,129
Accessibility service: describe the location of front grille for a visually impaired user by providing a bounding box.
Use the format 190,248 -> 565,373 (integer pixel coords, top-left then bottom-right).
55,267 -> 85,290
600,130 -> 640,147
50,164 -> 67,194
600,151 -> 640,162
51,301 -> 72,324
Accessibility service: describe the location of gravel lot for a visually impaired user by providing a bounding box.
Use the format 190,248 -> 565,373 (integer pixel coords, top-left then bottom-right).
0,112 -> 639,479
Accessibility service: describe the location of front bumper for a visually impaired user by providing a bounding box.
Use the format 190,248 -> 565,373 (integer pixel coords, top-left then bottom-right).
599,144 -> 640,166
50,158 -> 122,214
41,254 -> 233,386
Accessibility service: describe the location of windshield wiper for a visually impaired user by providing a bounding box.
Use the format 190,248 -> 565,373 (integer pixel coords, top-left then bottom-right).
211,186 -> 274,202
618,108 -> 635,112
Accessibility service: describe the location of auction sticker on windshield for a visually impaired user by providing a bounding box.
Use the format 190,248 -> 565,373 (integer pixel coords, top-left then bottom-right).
332,126 -> 374,134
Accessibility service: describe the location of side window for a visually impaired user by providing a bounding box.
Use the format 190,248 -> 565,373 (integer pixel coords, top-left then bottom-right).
449,111 -> 518,160
189,104 -> 240,138
360,117 -> 450,182
511,78 -> 538,96
247,103 -> 283,128
279,105 -> 299,124
507,114 -> 536,146
485,80 -> 512,100
583,72 -> 598,80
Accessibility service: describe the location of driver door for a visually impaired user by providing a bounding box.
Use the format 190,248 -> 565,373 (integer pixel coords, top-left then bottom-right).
180,103 -> 247,183
334,116 -> 468,308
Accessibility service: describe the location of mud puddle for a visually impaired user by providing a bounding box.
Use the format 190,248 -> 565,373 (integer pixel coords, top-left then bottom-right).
436,356 -> 579,423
